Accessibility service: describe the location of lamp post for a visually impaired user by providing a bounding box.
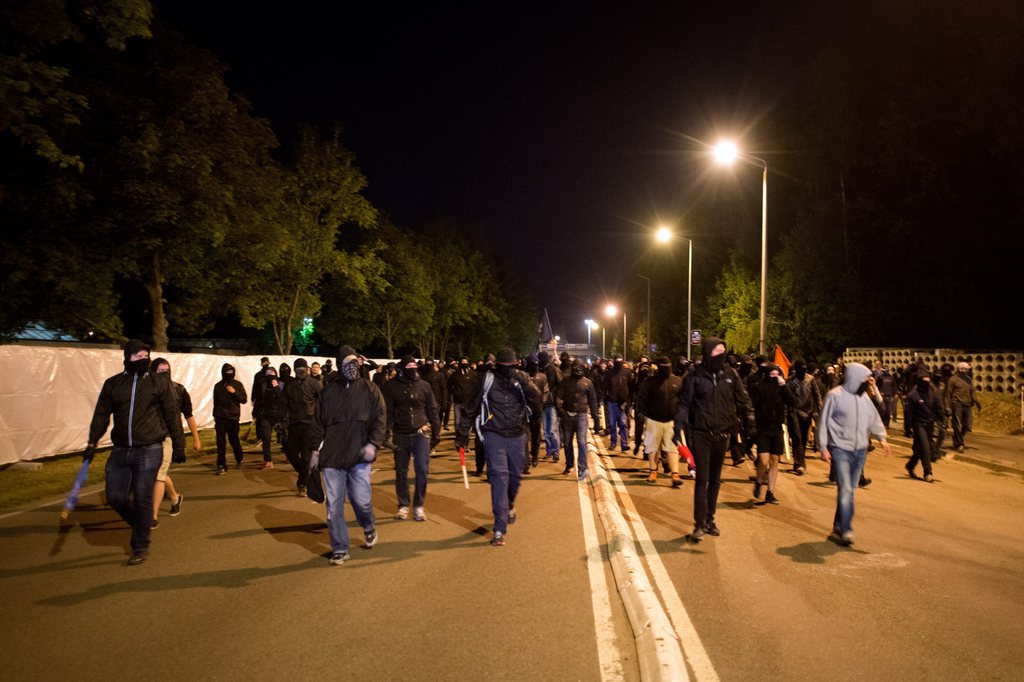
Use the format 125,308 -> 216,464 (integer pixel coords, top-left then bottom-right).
713,140 -> 768,356
656,226 -> 695,360
636,275 -> 651,355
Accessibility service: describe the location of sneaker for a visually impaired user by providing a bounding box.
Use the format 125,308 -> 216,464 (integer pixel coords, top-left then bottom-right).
794,466 -> 805,476
395,506 -> 409,520
646,470 -> 658,484
261,461 -> 274,469
689,527 -> 705,543
235,460 -> 243,469
839,532 -> 854,547
765,490 -> 780,505
490,531 -> 505,546
705,522 -> 720,537
217,466 -> 228,476
151,519 -> 160,529
562,466 -> 573,476
577,469 -> 589,481
958,445 -> 965,453
924,474 -> 934,483
671,473 -> 683,488
828,528 -> 842,543
413,507 -> 426,522
509,508 -> 517,525
753,480 -> 763,499
328,551 -> 350,565
522,466 -> 531,475
621,445 -> 630,453
297,485 -> 307,498
633,444 -> 641,455
169,494 -> 183,516
364,529 -> 378,549
859,477 -> 872,488
905,464 -> 918,479
127,551 -> 149,565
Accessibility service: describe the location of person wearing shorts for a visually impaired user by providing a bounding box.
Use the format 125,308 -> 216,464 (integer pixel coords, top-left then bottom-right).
749,364 -> 795,505
150,358 -> 202,526
636,357 -> 685,487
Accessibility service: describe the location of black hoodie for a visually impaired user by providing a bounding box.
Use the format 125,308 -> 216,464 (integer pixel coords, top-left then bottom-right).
213,363 -> 248,420
675,337 -> 756,435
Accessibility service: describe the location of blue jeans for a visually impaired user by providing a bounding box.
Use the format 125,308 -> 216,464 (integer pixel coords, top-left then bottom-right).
105,444 -> 163,553
322,464 -> 375,553
562,413 -> 590,478
830,447 -> 866,535
394,432 -> 430,509
542,406 -> 560,458
607,402 -> 628,448
482,433 -> 525,534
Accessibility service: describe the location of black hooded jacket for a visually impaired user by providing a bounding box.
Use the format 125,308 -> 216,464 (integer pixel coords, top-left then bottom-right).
750,369 -> 797,432
284,371 -> 323,425
307,375 -> 386,470
420,363 -> 448,408
675,338 -> 756,435
212,364 -> 248,420
89,369 -> 185,452
636,371 -> 683,423
457,369 -> 542,441
384,374 -> 440,435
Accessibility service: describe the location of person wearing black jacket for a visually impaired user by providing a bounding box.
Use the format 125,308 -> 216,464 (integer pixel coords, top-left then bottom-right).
255,366 -> 287,469
750,364 -> 797,504
905,370 -> 945,482
86,340 -> 185,565
524,355 -> 546,472
384,356 -> 441,521
554,360 -> 600,479
150,358 -> 201,526
448,357 -> 475,435
675,337 -> 756,542
308,345 -> 386,565
212,363 -> 248,474
251,357 -> 270,445
636,357 -> 684,487
786,358 -> 821,476
283,358 -> 322,496
538,351 -> 562,462
603,354 -> 631,451
455,348 -> 541,546
419,357 -> 447,437
632,357 -> 651,455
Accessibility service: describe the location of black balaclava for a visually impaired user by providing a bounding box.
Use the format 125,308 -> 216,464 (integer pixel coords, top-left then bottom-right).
151,357 -> 171,379
571,362 -> 585,378
422,357 -> 435,376
459,357 -> 470,373
279,363 -> 292,379
123,339 -> 151,375
613,354 -> 624,370
739,355 -> 754,379
221,363 -> 236,381
537,351 -> 550,369
294,357 -> 309,379
324,359 -> 333,374
702,338 -> 726,374
916,372 -> 932,395
793,359 -> 807,380
495,348 -> 516,378
526,355 -> 539,375
656,356 -> 671,378
478,354 -> 496,373
400,355 -> 419,381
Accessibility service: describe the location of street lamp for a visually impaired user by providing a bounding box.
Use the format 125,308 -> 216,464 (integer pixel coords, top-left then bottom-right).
655,226 -> 695,360
713,139 -> 768,356
584,319 -> 598,346
604,304 -> 626,357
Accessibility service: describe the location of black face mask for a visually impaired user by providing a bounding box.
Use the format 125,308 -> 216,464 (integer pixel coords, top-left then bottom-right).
657,365 -> 671,378
856,382 -> 869,395
613,360 -> 623,370
917,380 -> 931,394
795,367 -> 807,379
296,367 -> 308,379
707,355 -> 726,373
402,367 -> 418,381
571,366 -> 584,378
125,358 -> 149,375
495,364 -> 513,378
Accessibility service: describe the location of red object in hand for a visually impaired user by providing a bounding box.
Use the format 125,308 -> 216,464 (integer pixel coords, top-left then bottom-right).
459,447 -> 466,466
678,444 -> 695,471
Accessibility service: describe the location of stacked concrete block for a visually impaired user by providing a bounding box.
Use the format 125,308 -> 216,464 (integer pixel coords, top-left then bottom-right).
842,348 -> 1023,395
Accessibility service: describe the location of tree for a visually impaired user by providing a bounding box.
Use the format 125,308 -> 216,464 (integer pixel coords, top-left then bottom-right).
702,254 -> 760,355
233,126 -> 379,354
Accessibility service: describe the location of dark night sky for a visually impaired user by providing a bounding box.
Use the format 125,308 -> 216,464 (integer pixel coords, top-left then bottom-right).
154,2 -> 1017,345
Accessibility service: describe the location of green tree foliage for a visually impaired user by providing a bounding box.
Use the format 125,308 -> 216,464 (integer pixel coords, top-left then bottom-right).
233,126 -> 379,354
702,254 -> 760,355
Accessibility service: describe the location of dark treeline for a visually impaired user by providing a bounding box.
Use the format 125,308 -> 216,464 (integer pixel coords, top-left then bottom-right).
0,1 -> 536,359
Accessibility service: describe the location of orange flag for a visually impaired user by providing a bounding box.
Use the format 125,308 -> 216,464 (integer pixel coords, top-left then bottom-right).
773,344 -> 791,378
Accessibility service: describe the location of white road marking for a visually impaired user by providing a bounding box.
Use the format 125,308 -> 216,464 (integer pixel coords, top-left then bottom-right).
593,438 -> 720,681
578,476 -> 626,681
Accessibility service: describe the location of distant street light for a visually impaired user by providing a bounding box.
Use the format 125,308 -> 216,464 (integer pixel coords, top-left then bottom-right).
584,318 -> 598,346
713,139 -> 768,356
655,226 -> 695,360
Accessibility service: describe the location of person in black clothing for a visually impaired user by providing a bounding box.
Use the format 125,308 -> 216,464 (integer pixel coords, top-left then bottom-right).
750,364 -> 797,504
448,357 -> 474,435
441,358 -> 456,431
590,359 -> 607,435
212,363 -> 248,474
523,355 -> 546,473
419,356 -> 447,445
538,351 -> 562,461
149,358 -> 201,525
384,356 -> 441,521
786,358 -> 821,476
675,337 -> 756,542
554,360 -> 600,479
636,357 -> 684,487
322,359 -> 335,383
86,340 -> 186,565
632,357 -> 651,455
251,357 -> 270,445
455,348 -> 541,546
603,354 -> 631,452
255,365 -> 287,469
905,370 -> 945,482
283,357 -> 323,496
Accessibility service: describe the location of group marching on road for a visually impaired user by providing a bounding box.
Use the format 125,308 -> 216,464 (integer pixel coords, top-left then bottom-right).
84,338 -> 981,565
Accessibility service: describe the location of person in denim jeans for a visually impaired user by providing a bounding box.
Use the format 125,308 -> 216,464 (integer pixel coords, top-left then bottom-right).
308,345 -> 386,565
554,360 -> 600,480
817,362 -> 890,547
537,351 -> 561,461
86,340 -> 186,565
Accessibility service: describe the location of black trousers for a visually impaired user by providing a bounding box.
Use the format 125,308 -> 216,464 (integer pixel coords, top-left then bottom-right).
950,403 -> 971,449
691,431 -> 730,529
258,418 -> 282,460
284,422 -> 311,487
215,418 -> 243,467
788,413 -> 813,469
528,414 -> 541,466
909,422 -> 935,476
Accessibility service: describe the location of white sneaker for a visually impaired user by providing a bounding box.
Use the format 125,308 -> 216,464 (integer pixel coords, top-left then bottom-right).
394,506 -> 409,520
413,506 -> 426,522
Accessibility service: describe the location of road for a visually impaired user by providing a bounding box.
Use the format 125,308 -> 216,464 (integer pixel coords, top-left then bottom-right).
1,426 -> 1022,680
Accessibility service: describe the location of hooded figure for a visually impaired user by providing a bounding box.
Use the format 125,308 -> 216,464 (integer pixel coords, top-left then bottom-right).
816,362 -> 890,546
211,363 -> 248,473
905,369 -> 945,480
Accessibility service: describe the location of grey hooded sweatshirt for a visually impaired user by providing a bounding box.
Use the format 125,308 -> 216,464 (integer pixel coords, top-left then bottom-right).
816,363 -> 887,453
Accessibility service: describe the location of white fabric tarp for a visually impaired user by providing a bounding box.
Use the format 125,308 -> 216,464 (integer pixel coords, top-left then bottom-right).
0,346 -> 341,464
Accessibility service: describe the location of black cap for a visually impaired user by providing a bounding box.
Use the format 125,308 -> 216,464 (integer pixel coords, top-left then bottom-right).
293,358 -> 308,369
123,339 -> 150,361
496,348 -> 517,365
337,345 -> 358,365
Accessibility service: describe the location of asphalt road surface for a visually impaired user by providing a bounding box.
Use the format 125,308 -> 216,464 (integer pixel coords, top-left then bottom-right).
1,425 -> 1021,681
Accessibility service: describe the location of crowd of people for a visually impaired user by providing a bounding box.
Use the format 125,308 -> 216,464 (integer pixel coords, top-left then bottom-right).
84,338 -> 981,565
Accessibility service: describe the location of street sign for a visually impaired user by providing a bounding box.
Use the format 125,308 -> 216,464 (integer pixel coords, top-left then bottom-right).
690,329 -> 701,345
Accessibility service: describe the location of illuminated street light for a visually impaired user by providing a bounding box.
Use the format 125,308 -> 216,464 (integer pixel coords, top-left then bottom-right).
712,139 -> 768,356
654,226 -> 695,360
583,319 -> 597,346
605,304 -> 626,357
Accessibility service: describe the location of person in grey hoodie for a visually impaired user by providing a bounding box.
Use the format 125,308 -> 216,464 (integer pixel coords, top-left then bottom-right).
817,362 -> 890,547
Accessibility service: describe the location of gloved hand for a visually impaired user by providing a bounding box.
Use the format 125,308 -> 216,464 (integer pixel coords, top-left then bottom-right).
82,444 -> 96,462
747,426 -> 758,441
172,447 -> 186,464
454,437 -> 468,450
360,443 -> 377,463
430,435 -> 441,450
309,450 -> 319,470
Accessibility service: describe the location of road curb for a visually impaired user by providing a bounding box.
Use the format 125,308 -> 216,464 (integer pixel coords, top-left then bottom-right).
588,454 -> 688,681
